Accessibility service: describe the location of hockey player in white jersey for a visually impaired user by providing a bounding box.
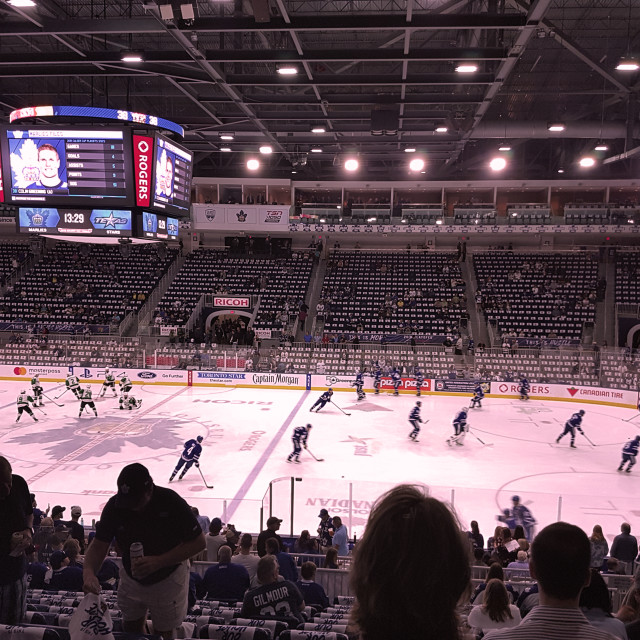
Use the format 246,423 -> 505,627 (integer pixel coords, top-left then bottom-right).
447,407 -> 469,446
119,373 -> 132,395
99,368 -> 118,398
408,401 -> 423,441
31,374 -> 44,407
16,390 -> 38,423
78,385 -> 98,418
119,393 -> 142,410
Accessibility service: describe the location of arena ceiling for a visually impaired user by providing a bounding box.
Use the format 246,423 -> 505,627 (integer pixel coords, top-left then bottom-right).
0,0 -> 639,182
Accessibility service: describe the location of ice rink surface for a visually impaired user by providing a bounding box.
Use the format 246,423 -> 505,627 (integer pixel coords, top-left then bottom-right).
2,379 -> 639,544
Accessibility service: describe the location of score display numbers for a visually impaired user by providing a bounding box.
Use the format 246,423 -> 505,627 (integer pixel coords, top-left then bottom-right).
18,207 -> 132,237
151,134 -> 193,215
141,211 -> 179,241
2,128 -> 133,206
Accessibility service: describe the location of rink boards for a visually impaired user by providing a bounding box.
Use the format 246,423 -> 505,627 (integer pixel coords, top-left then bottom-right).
2,364 -> 638,409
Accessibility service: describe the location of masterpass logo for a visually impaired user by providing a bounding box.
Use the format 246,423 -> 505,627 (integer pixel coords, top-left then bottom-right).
14,367 -> 27,375
567,387 -> 579,397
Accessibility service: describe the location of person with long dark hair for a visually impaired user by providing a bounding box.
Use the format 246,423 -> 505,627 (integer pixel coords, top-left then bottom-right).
349,484 -> 471,640
468,578 -> 521,634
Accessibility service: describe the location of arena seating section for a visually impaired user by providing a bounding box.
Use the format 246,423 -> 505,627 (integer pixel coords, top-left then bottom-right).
614,251 -> 640,304
0,243 -> 177,328
473,252 -> 598,340
321,251 -> 466,336
155,249 -> 313,331
0,241 -> 29,281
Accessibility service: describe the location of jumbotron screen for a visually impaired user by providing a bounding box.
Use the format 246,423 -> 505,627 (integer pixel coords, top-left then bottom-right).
1,127 -> 133,206
140,211 -> 179,242
150,134 -> 193,216
17,207 -> 132,237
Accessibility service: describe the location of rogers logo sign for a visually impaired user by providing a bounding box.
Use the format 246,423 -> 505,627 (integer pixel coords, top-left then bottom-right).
133,134 -> 153,207
214,297 -> 250,308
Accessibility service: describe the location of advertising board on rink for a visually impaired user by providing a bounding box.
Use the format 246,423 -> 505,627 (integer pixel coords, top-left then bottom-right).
311,374 -> 431,393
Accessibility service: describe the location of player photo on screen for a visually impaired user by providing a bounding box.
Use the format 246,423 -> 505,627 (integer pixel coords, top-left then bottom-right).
154,149 -> 175,202
9,138 -> 69,194
143,211 -> 158,233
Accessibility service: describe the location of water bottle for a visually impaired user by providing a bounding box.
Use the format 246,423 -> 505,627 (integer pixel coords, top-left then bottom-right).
130,542 -> 144,578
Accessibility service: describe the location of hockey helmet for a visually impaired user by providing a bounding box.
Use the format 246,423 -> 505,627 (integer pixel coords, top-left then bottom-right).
33,374 -> 39,379
123,393 -> 128,398
20,389 -> 26,394
512,495 -> 520,502
416,401 -> 422,406
105,367 -> 110,373
197,435 -> 204,443
578,409 -> 585,415
306,423 -> 313,429
461,406 -> 468,412
328,387 -> 333,393
86,385 -> 91,390
635,436 -> 640,442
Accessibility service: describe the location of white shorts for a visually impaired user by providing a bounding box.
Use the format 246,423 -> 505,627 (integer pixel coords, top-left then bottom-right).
117,560 -> 189,632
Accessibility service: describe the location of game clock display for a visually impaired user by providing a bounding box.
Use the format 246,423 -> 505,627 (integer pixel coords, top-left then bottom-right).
18,207 -> 132,237
2,127 -> 133,206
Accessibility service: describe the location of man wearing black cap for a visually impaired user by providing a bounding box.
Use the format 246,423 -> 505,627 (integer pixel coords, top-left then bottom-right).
317,509 -> 334,553
82,463 -> 205,640
169,436 -> 204,482
257,516 -> 283,557
0,455 -> 33,624
51,504 -> 67,530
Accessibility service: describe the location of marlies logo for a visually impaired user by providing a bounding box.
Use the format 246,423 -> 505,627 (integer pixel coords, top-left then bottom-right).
236,210 -> 247,222
567,387 -> 579,397
205,208 -> 216,222
26,208 -> 50,227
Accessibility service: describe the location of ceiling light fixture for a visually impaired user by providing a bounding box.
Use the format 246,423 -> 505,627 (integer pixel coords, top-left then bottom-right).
547,122 -> 566,132
435,126 -> 448,133
220,133 -> 234,141
579,156 -> 596,168
409,158 -> 425,172
489,157 -> 507,172
277,65 -> 298,75
344,158 -> 359,172
259,145 -> 273,154
311,126 -> 326,133
616,56 -> 640,71
247,158 -> 260,170
8,0 -> 36,7
121,51 -> 144,62
220,147 -> 231,152
310,148 -> 323,153
404,148 -> 416,153
557,168 -> 565,174
456,63 -> 478,73
594,142 -> 609,151
498,144 -> 512,151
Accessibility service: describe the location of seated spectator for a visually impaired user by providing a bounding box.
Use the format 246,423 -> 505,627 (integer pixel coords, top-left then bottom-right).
294,529 -> 317,555
265,537 -> 298,582
26,547 -> 48,589
240,555 -> 305,623
206,517 -> 226,561
232,533 -> 260,588
46,550 -> 83,591
580,569 -> 627,639
297,561 -> 329,610
604,557 -> 624,574
350,485 -> 471,640
471,563 -> 518,605
616,585 -> 640,624
200,545 -> 250,602
324,547 -> 339,569
506,551 -> 530,579
63,538 -> 83,567
468,578 -> 522,635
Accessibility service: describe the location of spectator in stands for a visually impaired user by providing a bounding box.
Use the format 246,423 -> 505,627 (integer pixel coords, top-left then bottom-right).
25,546 -> 47,589
30,493 -> 48,529
232,533 -> 260,588
0,455 -> 33,624
616,585 -> 640,624
611,523 -> 638,575
467,520 -> 485,550
266,537 -> 298,582
66,504 -> 85,553
506,550 -> 530,580
483,522 -> 617,640
200,545 -> 249,602
63,538 -> 83,567
294,529 -> 317,554
350,485 -> 471,640
603,558 -> 624,575
192,506 -> 210,534
468,578 -> 522,635
317,508 -> 334,553
205,517 -> 227,561
579,569 -> 627,639
46,550 -> 83,591
471,563 -> 518,605
257,516 -> 283,557
324,547 -> 339,569
331,515 -> 349,556
240,555 -> 305,623
590,525 -> 609,569
82,463 -> 206,640
51,504 -> 67,530
297,561 -> 329,610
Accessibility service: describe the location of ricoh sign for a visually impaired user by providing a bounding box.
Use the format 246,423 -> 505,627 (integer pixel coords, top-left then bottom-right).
213,297 -> 250,308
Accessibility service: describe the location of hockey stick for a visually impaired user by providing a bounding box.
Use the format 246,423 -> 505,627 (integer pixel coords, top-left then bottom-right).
33,405 -> 47,415
331,400 -> 351,416
581,432 -> 596,447
197,465 -> 214,489
43,393 -> 64,407
623,412 -> 640,422
469,430 -> 493,447
55,388 -> 69,400
306,447 -> 325,462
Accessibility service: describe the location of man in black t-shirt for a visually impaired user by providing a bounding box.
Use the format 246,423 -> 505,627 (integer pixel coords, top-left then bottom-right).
257,516 -> 283,557
83,463 -> 205,640
240,555 -> 305,624
0,455 -> 34,624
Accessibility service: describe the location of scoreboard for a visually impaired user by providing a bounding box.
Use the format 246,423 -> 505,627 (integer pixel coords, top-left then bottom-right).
18,207 -> 132,237
1,128 -> 133,206
140,211 -> 179,242
151,134 -> 193,216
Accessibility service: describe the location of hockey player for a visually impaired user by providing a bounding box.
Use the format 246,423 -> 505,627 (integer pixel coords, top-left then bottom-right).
119,393 -> 142,410
618,435 -> 640,473
510,495 -> 537,541
447,407 -> 469,446
16,389 -> 38,423
353,371 -> 366,401
414,368 -> 424,397
373,367 -> 382,395
169,436 -> 203,481
555,409 -> 586,448
118,372 -> 132,395
287,424 -> 312,463
99,368 -> 118,398
65,372 -> 82,399
31,374 -> 44,407
470,383 -> 485,409
408,401 -> 423,441
391,367 -> 402,396
310,388 -> 333,412
518,376 -> 530,401
78,385 -> 98,418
